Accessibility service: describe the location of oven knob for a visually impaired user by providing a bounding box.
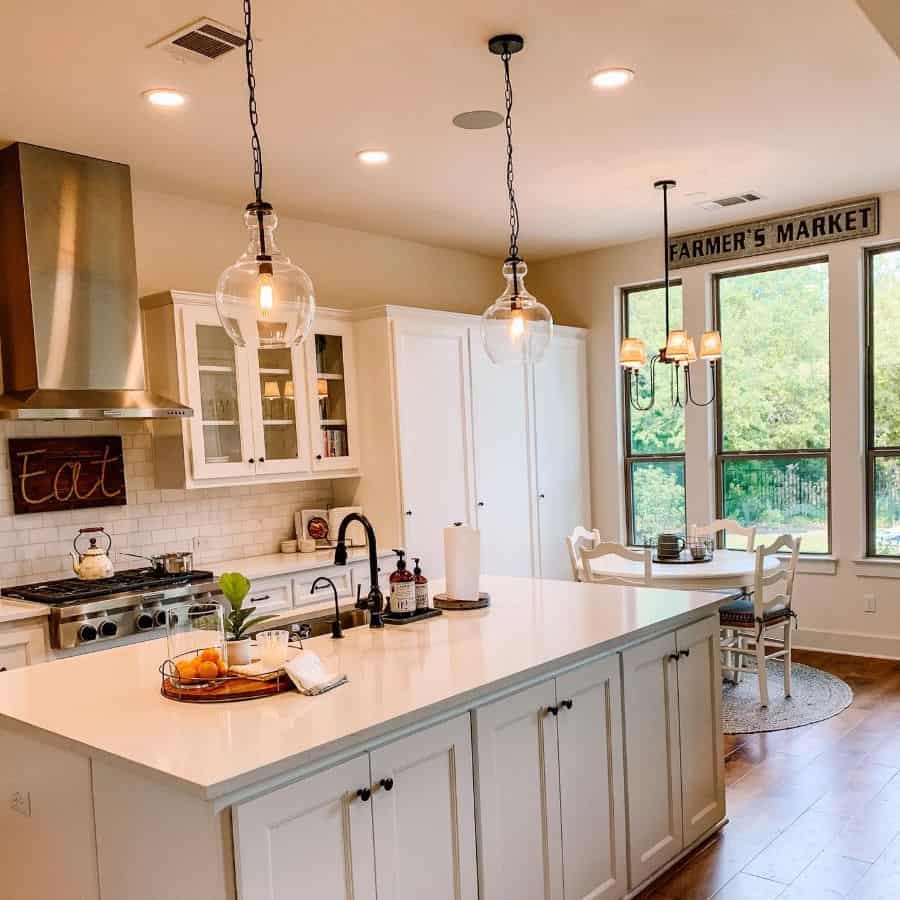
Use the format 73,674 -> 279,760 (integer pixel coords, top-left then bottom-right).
135,612 -> 155,632
98,620 -> 118,638
78,623 -> 98,642
154,609 -> 170,628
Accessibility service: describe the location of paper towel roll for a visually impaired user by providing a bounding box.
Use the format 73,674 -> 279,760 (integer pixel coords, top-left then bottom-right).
444,523 -> 481,603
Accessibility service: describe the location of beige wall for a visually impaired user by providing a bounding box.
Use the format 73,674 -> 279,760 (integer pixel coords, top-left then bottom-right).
530,188 -> 900,658
133,188 -> 503,315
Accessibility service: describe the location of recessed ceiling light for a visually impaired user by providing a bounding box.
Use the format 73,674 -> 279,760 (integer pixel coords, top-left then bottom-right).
356,149 -> 390,165
142,88 -> 187,107
452,110 -> 503,130
590,67 -> 635,89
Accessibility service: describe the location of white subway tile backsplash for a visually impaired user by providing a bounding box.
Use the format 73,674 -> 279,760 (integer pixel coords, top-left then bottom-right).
0,420 -> 332,587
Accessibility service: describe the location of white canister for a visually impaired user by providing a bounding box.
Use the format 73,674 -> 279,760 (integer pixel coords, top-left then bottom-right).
443,523 -> 481,603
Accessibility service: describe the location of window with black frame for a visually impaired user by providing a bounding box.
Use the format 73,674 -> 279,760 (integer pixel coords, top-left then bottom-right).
866,244 -> 900,557
714,259 -> 831,553
622,281 -> 687,546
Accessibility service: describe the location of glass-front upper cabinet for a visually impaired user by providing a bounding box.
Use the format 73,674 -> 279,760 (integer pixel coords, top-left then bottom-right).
246,342 -> 311,475
305,318 -> 359,471
181,305 -> 256,479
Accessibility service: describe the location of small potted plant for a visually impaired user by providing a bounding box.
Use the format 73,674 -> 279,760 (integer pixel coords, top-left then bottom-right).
219,572 -> 273,665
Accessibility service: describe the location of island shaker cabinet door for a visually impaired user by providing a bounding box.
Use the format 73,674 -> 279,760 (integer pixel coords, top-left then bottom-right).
233,754 -> 377,900
556,656 -> 628,900
473,679 -> 564,900
676,616 -> 726,846
370,713 -> 478,900
621,631 -> 684,889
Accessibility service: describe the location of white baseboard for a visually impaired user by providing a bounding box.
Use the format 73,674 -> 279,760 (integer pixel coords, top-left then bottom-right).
794,627 -> 900,660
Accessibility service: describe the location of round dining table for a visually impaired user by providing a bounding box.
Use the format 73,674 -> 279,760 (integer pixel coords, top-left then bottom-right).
587,548 -> 782,592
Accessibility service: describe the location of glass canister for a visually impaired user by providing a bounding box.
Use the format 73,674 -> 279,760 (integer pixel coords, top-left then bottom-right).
166,603 -> 227,668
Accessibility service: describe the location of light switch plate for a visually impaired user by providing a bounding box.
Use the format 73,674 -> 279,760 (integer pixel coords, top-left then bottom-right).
864,593 -> 877,613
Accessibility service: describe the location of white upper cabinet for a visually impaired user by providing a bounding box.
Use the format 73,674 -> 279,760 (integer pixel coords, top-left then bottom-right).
533,331 -> 591,580
393,318 -> 475,576
469,330 -> 536,577
305,317 -> 360,472
141,292 -> 360,488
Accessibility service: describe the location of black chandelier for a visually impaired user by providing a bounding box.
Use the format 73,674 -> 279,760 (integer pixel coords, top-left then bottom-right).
619,179 -> 722,410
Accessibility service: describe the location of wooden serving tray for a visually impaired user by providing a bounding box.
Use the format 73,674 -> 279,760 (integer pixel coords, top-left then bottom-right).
161,671 -> 294,703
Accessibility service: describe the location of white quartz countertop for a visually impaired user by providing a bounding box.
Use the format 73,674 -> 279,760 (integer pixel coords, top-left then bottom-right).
0,597 -> 49,624
210,547 -> 393,580
0,576 -> 728,801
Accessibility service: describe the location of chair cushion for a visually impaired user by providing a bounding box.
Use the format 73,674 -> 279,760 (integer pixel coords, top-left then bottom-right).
719,596 -> 793,628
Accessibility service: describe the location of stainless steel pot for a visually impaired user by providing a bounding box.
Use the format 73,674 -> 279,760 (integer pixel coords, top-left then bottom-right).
123,551 -> 194,575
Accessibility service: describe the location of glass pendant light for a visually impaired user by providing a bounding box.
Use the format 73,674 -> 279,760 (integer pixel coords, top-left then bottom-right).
481,34 -> 553,366
216,0 -> 315,349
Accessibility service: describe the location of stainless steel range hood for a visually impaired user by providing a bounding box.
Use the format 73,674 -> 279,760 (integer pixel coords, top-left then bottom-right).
0,143 -> 192,419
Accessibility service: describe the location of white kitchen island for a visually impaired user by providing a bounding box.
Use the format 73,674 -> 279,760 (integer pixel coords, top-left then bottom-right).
0,576 -> 730,900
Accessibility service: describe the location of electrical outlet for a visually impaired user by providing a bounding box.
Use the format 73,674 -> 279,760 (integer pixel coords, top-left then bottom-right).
192,536 -> 208,554
10,790 -> 30,817
864,593 -> 877,613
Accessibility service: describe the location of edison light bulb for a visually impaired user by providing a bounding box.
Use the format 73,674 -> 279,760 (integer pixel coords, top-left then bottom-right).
481,260 -> 552,365
258,271 -> 274,313
216,203 -> 315,348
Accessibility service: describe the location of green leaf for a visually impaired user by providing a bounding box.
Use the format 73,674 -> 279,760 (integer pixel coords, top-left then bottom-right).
219,572 -> 251,611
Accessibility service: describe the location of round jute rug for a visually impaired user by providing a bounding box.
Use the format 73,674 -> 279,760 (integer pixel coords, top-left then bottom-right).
722,660 -> 853,735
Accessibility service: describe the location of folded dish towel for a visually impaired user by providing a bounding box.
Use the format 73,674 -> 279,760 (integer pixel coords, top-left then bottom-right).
284,651 -> 348,696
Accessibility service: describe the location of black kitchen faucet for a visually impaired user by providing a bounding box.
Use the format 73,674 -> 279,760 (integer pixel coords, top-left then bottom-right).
333,513 -> 384,629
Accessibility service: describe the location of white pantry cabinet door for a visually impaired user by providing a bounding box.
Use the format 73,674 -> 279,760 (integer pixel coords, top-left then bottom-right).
621,631 -> 683,889
233,755 -> 376,900
469,329 -> 535,576
393,320 -> 475,576
556,656 -> 627,900
473,679 -> 564,900
532,332 -> 590,580
370,714 -> 478,900
676,616 -> 726,846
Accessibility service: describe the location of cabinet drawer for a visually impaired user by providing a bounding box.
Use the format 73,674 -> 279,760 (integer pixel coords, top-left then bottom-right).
0,624 -> 47,671
293,568 -> 354,609
244,577 -> 293,615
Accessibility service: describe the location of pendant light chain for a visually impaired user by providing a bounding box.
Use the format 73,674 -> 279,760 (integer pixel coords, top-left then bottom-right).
502,51 -> 520,264
662,182 -> 671,338
244,0 -> 263,205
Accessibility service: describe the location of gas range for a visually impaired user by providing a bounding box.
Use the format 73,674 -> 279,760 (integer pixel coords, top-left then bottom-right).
2,568 -> 222,650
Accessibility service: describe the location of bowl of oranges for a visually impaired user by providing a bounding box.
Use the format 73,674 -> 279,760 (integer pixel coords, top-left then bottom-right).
167,647 -> 229,687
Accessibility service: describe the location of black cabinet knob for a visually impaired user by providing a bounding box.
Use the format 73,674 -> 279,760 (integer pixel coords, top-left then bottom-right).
379,777 -> 394,792
405,510 -> 412,516
477,501 -> 485,508
560,699 -> 573,710
249,458 -> 255,464
546,705 -> 559,717
0,667 -> 7,673
539,493 -> 546,499
356,787 -> 371,802
679,649 -> 691,658
259,457 -> 265,463
316,454 -> 323,460
668,653 -> 680,662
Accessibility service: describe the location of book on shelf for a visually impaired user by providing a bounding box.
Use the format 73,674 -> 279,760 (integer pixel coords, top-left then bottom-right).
322,427 -> 347,458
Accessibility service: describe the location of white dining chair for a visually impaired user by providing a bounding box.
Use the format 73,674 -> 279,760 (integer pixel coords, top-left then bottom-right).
718,534 -> 800,707
691,518 -> 756,552
566,526 -> 599,581
579,542 -> 653,587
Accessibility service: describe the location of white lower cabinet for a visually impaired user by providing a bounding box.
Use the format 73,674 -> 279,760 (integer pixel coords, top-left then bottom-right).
473,655 -> 626,900
0,621 -> 47,671
621,615 -> 725,891
234,713 -> 477,900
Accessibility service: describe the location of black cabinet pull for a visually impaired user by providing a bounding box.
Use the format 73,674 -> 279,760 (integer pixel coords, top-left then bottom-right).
477,501 -> 485,508
668,653 -> 680,662
356,787 -> 371,802
316,454 -> 323,460
379,777 -> 394,792
545,705 -> 559,717
539,493 -> 545,499
405,510 -> 412,516
679,649 -> 691,658
0,667 -> 6,673
259,457 -> 265,463
248,458 -> 255,464
560,699 -> 573,710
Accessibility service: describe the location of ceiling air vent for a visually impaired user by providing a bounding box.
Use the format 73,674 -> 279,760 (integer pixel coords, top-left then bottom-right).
152,18 -> 245,64
696,191 -> 766,211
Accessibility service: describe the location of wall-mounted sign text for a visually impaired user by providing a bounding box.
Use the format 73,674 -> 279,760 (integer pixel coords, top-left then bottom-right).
9,436 -> 127,515
668,197 -> 879,269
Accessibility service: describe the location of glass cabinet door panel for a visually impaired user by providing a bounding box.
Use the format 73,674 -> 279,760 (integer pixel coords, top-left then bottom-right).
314,334 -> 350,461
257,346 -> 299,461
196,325 -> 245,465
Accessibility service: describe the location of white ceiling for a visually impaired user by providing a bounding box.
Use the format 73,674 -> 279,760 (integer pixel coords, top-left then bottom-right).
1,0 -> 899,259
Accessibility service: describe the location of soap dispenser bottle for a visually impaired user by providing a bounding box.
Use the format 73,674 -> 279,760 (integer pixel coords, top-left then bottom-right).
389,549 -> 416,617
413,557 -> 429,611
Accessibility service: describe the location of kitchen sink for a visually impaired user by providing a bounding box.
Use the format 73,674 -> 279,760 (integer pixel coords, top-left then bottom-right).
250,607 -> 369,640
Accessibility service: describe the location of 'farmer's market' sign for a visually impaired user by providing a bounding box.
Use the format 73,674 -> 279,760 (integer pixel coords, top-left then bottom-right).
669,197 -> 879,270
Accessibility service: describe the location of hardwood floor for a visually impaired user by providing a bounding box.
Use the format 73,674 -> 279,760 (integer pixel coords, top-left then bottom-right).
638,650 -> 900,900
